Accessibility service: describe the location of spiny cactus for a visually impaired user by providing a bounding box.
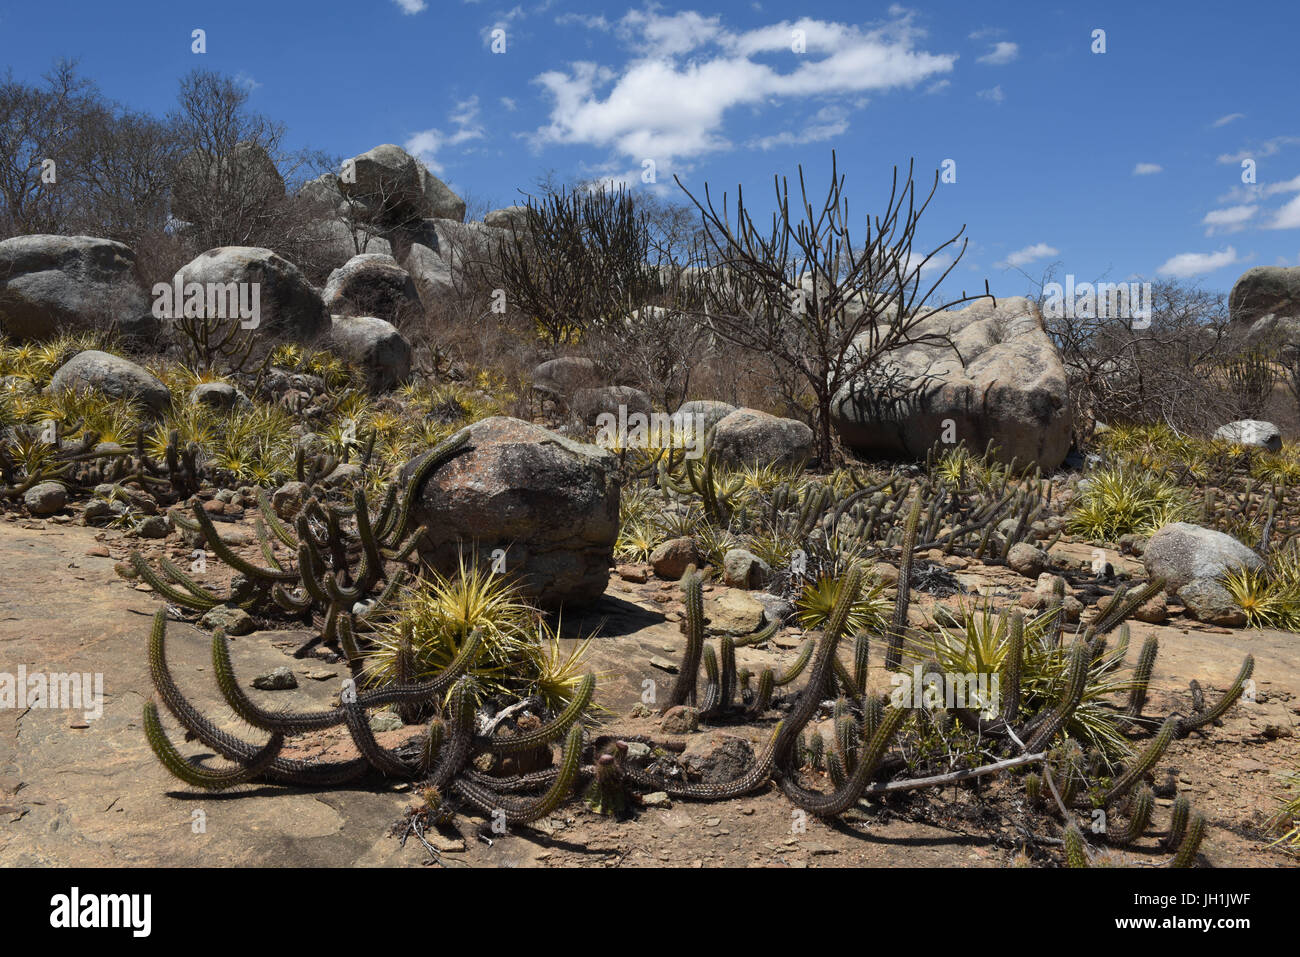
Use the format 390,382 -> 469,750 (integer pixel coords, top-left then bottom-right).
1064,823 -> 1090,868
1171,811 -> 1207,867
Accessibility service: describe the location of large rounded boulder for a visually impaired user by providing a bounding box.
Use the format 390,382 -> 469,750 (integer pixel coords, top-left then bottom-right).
399,417 -> 620,607
830,297 -> 1072,470
322,253 -> 422,325
170,247 -> 329,342
1142,522 -> 1263,594
339,145 -> 466,227
711,408 -> 814,469
0,235 -> 154,341
324,315 -> 411,393
1229,265 -> 1300,350
49,350 -> 171,415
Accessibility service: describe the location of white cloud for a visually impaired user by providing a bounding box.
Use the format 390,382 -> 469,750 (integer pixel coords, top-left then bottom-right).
233,72 -> 261,92
1156,246 -> 1247,277
1211,112 -> 1244,128
556,12 -> 611,30
976,41 -> 1018,65
500,96 -> 518,111
1202,204 -> 1256,235
405,96 -> 485,174
530,10 -> 956,164
751,105 -> 850,150
926,78 -> 950,94
1132,162 -> 1162,175
1217,136 -> 1300,164
393,0 -> 427,13
976,85 -> 1004,104
1267,194 -> 1300,229
996,242 -> 1058,269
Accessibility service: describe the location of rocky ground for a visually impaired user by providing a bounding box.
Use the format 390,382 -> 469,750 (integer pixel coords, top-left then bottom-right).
1,511 -> 1296,868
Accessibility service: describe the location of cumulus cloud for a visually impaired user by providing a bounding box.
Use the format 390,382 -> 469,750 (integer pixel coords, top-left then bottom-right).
996,242 -> 1058,269
393,0 -> 427,13
976,85 -> 1004,104
1156,246 -> 1247,277
1266,194 -> 1300,229
1202,204 -> 1257,235
1217,136 -> 1300,165
976,41 -> 1018,65
1133,162 -> 1162,175
405,96 -> 485,174
530,9 -> 956,165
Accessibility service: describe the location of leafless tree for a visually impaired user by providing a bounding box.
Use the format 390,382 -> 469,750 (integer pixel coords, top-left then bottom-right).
673,152 -> 991,463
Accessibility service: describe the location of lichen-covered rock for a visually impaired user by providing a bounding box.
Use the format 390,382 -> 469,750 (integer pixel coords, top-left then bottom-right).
674,399 -> 736,433
49,351 -> 171,415
187,382 -> 250,411
722,548 -> 773,589
1142,522 -> 1263,593
572,385 -> 652,426
710,408 -> 814,469
0,235 -> 155,341
322,253 -> 422,326
532,357 -> 599,398
171,246 -> 329,342
399,417 -> 619,608
650,536 -> 700,580
1213,419 -> 1282,452
23,481 -> 67,516
323,315 -> 412,393
830,297 -> 1072,470
1177,578 -> 1247,628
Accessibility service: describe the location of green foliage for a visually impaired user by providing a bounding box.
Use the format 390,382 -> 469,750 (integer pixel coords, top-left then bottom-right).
1067,466 -> 1195,540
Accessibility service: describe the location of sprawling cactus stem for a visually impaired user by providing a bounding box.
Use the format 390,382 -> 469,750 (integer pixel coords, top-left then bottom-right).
666,567 -> 705,708
1094,577 -> 1165,634
1176,655 -> 1253,737
734,618 -> 778,648
426,677 -> 476,790
1052,740 -> 1084,807
780,703 -> 905,817
1023,636 -> 1089,753
421,718 -> 446,774
885,495 -> 923,671
852,632 -> 870,695
191,500 -> 298,581
150,611 -> 370,786
699,643 -> 720,714
1024,771 -> 1042,805
807,729 -> 825,770
1001,611 -> 1024,725
1104,716 -> 1178,806
1114,784 -> 1155,846
1164,793 -> 1191,851
343,701 -> 417,778
144,701 -> 284,791
587,745 -> 628,816
774,638 -> 814,686
212,629 -> 345,733
453,723 -> 585,824
1063,823 -> 1090,868
1171,811 -> 1207,867
750,668 -> 775,716
124,552 -> 222,611
1046,576 -> 1067,647
481,674 -> 595,754
834,713 -> 861,774
395,623 -> 420,724
718,635 -> 737,712
1124,635 -> 1159,723
385,428 -> 471,542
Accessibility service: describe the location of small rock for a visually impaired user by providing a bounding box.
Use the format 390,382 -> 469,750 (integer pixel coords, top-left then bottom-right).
650,537 -> 701,580
641,791 -> 672,808
369,710 -> 403,732
1007,542 -> 1049,578
722,548 -> 773,589
136,515 -> 170,539
252,666 -> 298,690
1132,591 -> 1169,624
650,655 -> 679,673
617,564 -> 649,583
661,705 -> 700,734
200,605 -> 255,636
271,481 -> 310,519
23,481 -> 67,516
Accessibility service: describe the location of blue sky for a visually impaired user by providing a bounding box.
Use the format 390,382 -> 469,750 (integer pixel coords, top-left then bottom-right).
3,0 -> 1299,297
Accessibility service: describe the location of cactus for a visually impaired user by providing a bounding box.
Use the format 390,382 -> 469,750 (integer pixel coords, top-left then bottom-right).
1064,823 -> 1090,868
1164,793 -> 1191,851
1104,716 -> 1178,807
1171,812 -> 1207,867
